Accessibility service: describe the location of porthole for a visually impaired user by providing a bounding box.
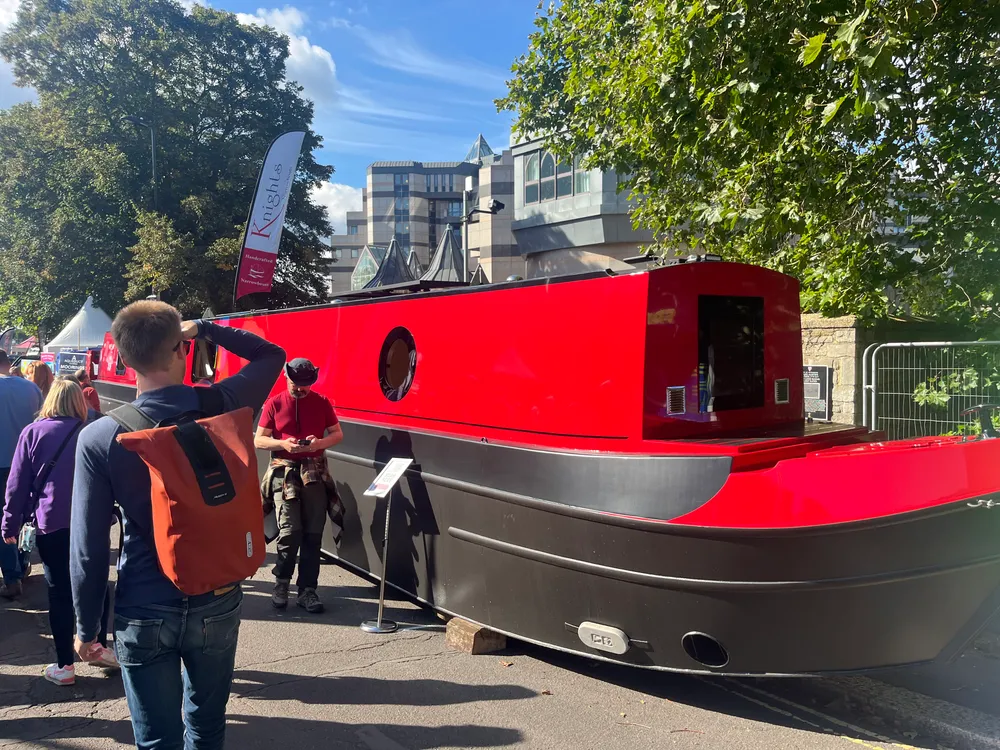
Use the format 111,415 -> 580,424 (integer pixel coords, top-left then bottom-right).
378,327 -> 416,402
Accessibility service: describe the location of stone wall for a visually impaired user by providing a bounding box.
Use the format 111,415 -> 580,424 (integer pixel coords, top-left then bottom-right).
800,314 -> 870,425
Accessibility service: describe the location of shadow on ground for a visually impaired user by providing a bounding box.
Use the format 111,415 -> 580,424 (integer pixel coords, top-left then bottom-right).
0,715 -> 522,749
233,669 -> 536,705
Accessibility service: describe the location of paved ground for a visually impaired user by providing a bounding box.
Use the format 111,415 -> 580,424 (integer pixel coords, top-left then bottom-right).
0,552 -> 973,749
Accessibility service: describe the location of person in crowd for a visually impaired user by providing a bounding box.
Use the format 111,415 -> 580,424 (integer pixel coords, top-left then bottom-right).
0,350 -> 43,598
25,361 -> 54,399
74,367 -> 102,414
2,378 -> 117,685
64,374 -> 102,423
72,301 -> 284,750
254,358 -> 344,614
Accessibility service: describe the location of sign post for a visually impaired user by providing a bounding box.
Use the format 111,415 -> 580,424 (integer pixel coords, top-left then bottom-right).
360,457 -> 414,635
56,350 -> 89,377
803,365 -> 834,422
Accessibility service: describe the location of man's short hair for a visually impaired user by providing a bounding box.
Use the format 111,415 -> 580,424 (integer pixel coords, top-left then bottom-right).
111,301 -> 182,374
0,350 -> 9,369
74,367 -> 89,382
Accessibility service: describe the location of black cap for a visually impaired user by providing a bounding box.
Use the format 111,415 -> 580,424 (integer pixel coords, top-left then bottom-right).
284,358 -> 319,386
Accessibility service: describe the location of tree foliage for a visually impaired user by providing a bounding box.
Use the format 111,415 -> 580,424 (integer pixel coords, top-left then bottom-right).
500,0 -> 1000,325
0,0 -> 332,336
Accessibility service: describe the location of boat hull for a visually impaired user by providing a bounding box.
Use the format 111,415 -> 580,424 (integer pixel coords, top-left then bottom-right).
322,419 -> 1000,675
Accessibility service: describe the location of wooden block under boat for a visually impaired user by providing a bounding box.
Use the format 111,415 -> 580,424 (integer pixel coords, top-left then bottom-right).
445,618 -> 507,655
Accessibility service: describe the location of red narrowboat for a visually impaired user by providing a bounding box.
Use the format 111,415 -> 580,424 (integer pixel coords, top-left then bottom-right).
93,260 -> 1000,675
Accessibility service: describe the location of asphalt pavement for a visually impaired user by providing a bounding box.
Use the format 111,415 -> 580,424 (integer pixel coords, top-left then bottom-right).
0,551 -> 971,749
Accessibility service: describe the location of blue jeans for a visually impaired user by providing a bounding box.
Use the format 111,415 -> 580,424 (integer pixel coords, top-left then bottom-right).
0,467 -> 28,586
0,540 -> 28,586
115,586 -> 243,750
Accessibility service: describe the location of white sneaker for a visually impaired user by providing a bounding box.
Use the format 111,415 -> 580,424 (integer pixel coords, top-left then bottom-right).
89,644 -> 119,670
43,664 -> 75,686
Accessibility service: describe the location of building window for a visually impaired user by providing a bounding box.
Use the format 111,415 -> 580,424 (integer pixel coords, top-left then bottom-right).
348,225 -> 358,235
524,153 -> 539,204
447,200 -> 462,217
394,172 -> 409,186
351,248 -> 359,259
574,155 -> 590,194
433,174 -> 439,192
448,174 -> 454,192
540,152 -> 556,201
556,157 -> 573,198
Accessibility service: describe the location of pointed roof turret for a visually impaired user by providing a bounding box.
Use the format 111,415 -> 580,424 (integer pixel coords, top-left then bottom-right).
421,225 -> 465,282
463,134 -> 494,164
363,237 -> 415,288
469,265 -> 490,286
405,247 -> 422,279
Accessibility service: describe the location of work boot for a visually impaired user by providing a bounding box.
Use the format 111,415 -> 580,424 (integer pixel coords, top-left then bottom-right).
296,587 -> 324,614
271,579 -> 290,609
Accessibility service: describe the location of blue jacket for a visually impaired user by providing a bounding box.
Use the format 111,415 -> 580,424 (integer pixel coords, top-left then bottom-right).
70,321 -> 284,641
0,376 -> 43,469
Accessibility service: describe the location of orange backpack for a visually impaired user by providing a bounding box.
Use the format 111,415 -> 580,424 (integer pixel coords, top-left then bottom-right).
110,389 -> 265,595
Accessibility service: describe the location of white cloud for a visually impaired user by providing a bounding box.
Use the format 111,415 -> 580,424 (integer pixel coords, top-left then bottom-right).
311,181 -> 362,234
333,19 -> 507,93
237,7 -> 338,106
0,0 -> 36,108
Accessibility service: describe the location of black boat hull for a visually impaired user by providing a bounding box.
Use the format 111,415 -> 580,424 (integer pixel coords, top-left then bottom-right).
321,420 -> 1000,675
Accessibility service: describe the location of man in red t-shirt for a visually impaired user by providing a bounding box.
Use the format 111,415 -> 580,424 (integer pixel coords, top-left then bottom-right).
74,368 -> 102,413
254,358 -> 343,613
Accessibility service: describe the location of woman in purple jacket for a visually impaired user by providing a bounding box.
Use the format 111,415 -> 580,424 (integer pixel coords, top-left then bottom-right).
2,378 -> 116,686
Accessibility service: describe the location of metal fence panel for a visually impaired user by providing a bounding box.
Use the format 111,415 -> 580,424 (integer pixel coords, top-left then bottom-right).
863,341 -> 1000,440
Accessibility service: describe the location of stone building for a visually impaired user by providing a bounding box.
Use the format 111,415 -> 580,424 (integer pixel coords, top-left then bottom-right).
327,135 -> 519,293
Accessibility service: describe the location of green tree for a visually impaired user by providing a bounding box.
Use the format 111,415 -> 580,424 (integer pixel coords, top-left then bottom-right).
500,1 -> 1000,325
0,0 -> 332,334
0,101 -> 134,339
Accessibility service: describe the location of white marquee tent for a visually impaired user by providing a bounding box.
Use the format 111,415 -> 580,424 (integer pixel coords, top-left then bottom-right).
44,296 -> 113,352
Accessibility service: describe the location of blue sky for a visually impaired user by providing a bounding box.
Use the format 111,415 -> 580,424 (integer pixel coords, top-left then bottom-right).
0,0 -> 542,233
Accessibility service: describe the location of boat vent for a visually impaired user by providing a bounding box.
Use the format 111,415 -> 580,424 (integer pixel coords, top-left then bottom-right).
774,378 -> 790,404
666,386 -> 686,415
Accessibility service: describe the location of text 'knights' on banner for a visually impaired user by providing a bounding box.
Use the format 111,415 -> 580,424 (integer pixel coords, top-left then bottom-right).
233,131 -> 306,302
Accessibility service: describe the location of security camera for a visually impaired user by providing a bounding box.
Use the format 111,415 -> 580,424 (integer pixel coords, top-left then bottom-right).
487,199 -> 505,213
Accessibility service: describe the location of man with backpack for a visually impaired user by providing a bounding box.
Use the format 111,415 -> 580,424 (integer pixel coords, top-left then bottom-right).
255,358 -> 343,614
70,301 -> 284,750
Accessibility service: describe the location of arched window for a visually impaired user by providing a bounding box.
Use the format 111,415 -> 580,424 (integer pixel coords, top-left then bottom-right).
524,153 -> 539,204
540,152 -> 556,201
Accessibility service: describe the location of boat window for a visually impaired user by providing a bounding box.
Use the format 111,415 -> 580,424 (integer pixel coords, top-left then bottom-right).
379,327 -> 416,402
190,339 -> 218,384
698,295 -> 765,412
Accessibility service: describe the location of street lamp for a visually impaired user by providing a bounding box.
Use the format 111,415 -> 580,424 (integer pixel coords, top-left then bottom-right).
123,115 -> 158,212
125,115 -> 160,299
462,195 -> 505,282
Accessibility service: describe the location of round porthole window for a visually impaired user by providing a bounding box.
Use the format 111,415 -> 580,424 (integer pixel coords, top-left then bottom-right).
378,327 -> 416,402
